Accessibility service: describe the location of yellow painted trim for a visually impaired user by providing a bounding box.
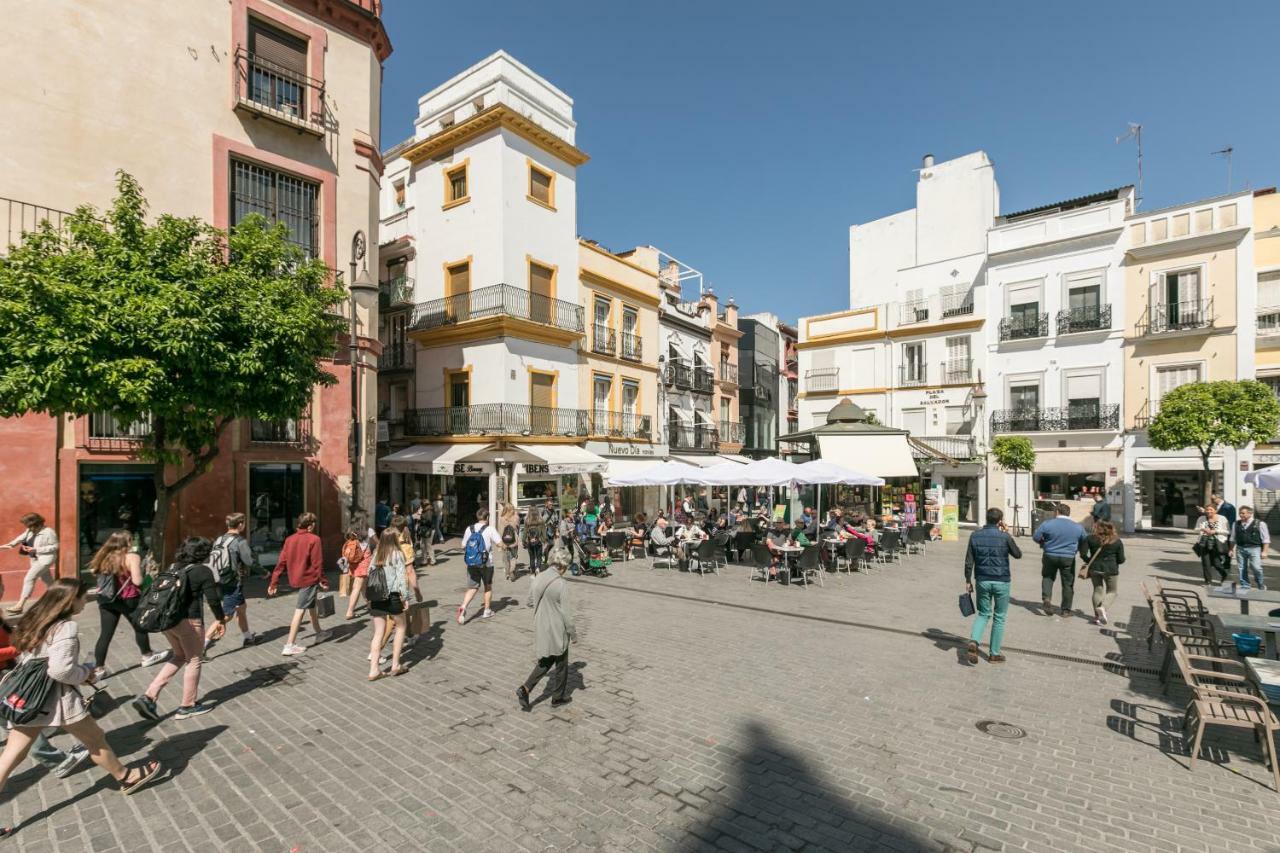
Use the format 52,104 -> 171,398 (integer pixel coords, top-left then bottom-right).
580,268 -> 661,307
526,158 -> 557,210
797,330 -> 884,349
803,305 -> 878,339
443,256 -> 473,299
579,239 -> 659,278
402,104 -> 590,167
582,350 -> 659,372
527,255 -> 558,302
410,315 -> 583,349
886,318 -> 984,339
443,366 -> 472,407
797,386 -> 890,400
527,366 -> 559,409
442,159 -> 470,208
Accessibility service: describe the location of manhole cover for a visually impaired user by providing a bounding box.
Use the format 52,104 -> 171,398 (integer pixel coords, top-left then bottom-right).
976,720 -> 1027,739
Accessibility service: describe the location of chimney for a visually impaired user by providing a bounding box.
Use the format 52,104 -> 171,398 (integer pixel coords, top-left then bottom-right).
659,259 -> 680,294
724,297 -> 738,326
922,153 -> 934,168
699,287 -> 718,320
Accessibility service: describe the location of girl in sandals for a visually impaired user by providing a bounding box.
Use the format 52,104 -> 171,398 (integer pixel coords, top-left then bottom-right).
0,578 -> 162,834
366,529 -> 413,681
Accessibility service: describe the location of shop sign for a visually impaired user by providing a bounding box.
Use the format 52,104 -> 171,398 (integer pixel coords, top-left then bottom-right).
524,464 -> 551,475
607,442 -> 658,457
923,390 -> 950,405
1109,467 -> 1117,477
450,463 -> 489,476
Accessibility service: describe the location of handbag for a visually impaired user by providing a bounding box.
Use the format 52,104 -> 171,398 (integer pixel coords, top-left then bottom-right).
0,658 -> 56,726
1078,545 -> 1105,579
958,591 -> 976,617
87,686 -> 112,719
315,593 -> 335,619
1192,538 -> 1207,558
406,602 -> 429,636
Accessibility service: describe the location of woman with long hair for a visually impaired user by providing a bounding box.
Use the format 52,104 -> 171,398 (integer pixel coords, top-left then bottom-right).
497,502 -> 521,582
342,526 -> 373,621
366,528 -> 412,681
1081,520 -> 1126,625
88,531 -> 168,676
0,579 -> 162,835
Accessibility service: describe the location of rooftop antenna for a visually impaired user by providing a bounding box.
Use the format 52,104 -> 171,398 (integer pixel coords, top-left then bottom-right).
1211,146 -> 1233,193
1116,122 -> 1143,208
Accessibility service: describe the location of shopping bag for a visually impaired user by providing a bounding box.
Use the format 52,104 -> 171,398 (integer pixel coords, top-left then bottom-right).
958,591 -> 975,617
315,593 -> 336,619
406,602 -> 429,637
338,573 -> 353,597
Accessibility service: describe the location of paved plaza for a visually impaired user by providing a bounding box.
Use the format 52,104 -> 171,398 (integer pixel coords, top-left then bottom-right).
4,532 -> 1280,853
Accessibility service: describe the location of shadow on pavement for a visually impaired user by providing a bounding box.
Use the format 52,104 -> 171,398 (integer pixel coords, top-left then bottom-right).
200,661 -> 304,708
673,720 -> 933,853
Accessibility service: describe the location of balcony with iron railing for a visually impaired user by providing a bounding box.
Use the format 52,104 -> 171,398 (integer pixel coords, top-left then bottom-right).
941,359 -> 973,384
990,403 -> 1120,433
250,414 -> 312,445
1258,306 -> 1280,340
378,340 -> 411,371
87,412 -> 151,449
719,361 -> 738,385
591,324 -> 617,356
410,283 -> 585,336
590,410 -> 652,439
1056,304 -> 1112,335
233,48 -> 325,136
2,197 -> 70,254
621,331 -> 642,361
1138,298 -> 1214,336
897,291 -> 976,326
380,275 -> 414,309
691,365 -> 714,395
718,421 -> 744,444
805,367 -> 839,394
664,360 -> 693,390
669,423 -> 720,451
998,312 -> 1049,342
898,364 -> 929,388
405,404 -> 589,438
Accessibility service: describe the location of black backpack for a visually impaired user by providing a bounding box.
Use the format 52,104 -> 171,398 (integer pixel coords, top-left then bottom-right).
0,657 -> 56,726
365,563 -> 389,603
134,563 -> 190,633
502,524 -> 517,546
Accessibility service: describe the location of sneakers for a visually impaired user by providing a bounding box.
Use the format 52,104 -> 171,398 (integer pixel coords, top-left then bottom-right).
481,609 -> 494,620
140,650 -> 170,667
91,666 -> 108,683
131,695 -> 160,722
242,633 -> 259,647
1097,607 -> 1108,626
202,637 -> 216,653
174,702 -> 214,720
1042,600 -> 1054,616
550,697 -> 572,707
456,605 -> 466,624
53,746 -> 91,779
281,644 -> 307,656
989,654 -> 1007,664
313,629 -> 333,644
516,686 -> 531,712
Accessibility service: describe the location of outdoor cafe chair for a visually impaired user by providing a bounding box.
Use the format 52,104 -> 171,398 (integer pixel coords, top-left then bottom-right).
651,539 -> 678,572
793,544 -> 823,589
834,538 -> 863,577
603,530 -> 628,560
877,530 -> 902,564
1152,601 -> 1236,692
748,543 -> 773,585
906,524 -> 929,556
730,530 -> 756,563
692,539 -> 720,577
710,532 -> 731,571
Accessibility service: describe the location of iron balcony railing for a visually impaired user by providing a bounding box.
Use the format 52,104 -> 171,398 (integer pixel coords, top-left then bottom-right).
250,414 -> 311,444
665,361 -> 693,390
718,421 -> 744,444
234,48 -> 325,130
900,299 -> 931,325
2,197 -> 70,254
590,410 -> 652,439
669,424 -> 720,451
1056,304 -> 1111,335
990,403 -> 1120,434
378,341 -> 410,370
910,435 -> 980,461
1142,298 -> 1213,336
1258,306 -> 1280,337
719,361 -> 738,385
805,367 -> 839,393
897,292 -> 975,325
591,324 -> 617,356
406,404 -> 589,438
999,312 -> 1049,342
380,275 -> 414,307
621,331 -> 642,361
88,412 -> 151,441
941,291 -> 975,318
692,365 -> 714,394
942,359 -> 972,384
898,364 -> 929,388
410,283 -> 585,335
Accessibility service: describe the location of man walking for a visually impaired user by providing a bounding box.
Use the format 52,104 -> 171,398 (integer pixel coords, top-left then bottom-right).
516,552 -> 576,711
1090,493 -> 1111,524
1,513 -> 58,616
457,508 -> 503,624
375,497 -> 392,535
205,513 -> 260,649
1032,502 -> 1086,618
267,512 -> 331,655
965,507 -> 1022,664
1228,505 -> 1269,590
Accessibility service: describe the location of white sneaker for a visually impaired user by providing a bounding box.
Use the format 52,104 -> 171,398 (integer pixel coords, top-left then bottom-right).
140,651 -> 170,667
281,644 -> 307,656
92,667 -> 108,683
1097,607 -> 1108,625
481,609 -> 494,619
313,629 -> 333,644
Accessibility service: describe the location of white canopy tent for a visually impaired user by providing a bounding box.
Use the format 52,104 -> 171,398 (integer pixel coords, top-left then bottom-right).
1245,465 -> 1280,490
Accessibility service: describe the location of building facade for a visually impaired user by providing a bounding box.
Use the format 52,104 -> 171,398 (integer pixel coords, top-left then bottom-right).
0,0 -> 389,584
712,297 -> 745,457
738,316 -> 781,458
656,255 -> 718,464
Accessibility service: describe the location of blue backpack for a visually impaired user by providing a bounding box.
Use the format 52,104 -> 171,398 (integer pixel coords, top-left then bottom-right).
464,524 -> 489,568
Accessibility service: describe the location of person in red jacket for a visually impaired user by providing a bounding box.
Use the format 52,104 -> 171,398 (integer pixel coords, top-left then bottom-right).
267,512 -> 331,656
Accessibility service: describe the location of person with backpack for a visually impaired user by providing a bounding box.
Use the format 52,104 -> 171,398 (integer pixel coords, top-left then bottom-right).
267,513 -> 331,656
131,537 -> 228,721
203,513 -> 259,651
523,505 -> 546,575
0,578 -> 163,833
342,526 -> 374,621
457,508 -> 503,624
1,513 -> 59,617
498,502 -> 521,582
88,531 -> 168,677
365,529 -> 416,681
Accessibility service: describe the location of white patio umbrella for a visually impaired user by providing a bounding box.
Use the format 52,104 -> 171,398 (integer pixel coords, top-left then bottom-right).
695,461 -> 754,487
731,457 -> 810,487
1245,465 -> 1280,490
792,460 -> 885,486
606,460 -> 705,487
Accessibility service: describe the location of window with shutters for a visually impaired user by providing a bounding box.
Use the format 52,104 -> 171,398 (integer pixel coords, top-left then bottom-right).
528,162 -> 555,209
443,161 -> 469,207
1259,272 -> 1280,336
230,159 -> 319,259
1154,364 -> 1201,412
240,19 -> 318,126
1063,371 -> 1103,429
528,261 -> 555,324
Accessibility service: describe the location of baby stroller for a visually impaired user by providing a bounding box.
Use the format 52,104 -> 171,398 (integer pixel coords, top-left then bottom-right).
578,536 -> 611,578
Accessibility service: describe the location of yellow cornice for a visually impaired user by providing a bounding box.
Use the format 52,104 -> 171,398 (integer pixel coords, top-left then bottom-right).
409,315 -> 583,349
797,387 -> 889,400
402,105 -> 590,167
581,351 -> 660,373
579,240 -> 658,278
886,318 -> 984,339
580,268 -> 661,307
797,330 -> 884,349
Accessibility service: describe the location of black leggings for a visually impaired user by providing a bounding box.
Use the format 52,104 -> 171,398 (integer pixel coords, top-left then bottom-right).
95,601 -> 152,667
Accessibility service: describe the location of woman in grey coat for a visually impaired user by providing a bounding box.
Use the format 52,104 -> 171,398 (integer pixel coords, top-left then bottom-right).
515,561 -> 576,710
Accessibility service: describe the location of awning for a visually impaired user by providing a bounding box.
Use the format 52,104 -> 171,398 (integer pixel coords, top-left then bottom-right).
816,434 -> 918,479
514,444 -> 608,475
1136,456 -> 1223,472
717,454 -> 753,464
670,454 -> 717,468
602,458 -> 665,485
378,444 -> 495,476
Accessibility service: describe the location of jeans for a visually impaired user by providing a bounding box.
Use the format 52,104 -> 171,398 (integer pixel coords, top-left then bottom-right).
970,581 -> 1010,655
526,541 -> 544,573
1091,574 -> 1118,610
1200,543 -> 1228,583
1041,554 -> 1076,611
95,600 -> 152,667
29,731 -> 67,769
1237,546 -> 1265,588
522,651 -> 569,701
20,563 -> 53,602
145,618 -> 204,707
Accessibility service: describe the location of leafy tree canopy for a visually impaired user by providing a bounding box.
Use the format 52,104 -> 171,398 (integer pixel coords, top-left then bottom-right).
991,435 -> 1036,472
1148,380 -> 1280,467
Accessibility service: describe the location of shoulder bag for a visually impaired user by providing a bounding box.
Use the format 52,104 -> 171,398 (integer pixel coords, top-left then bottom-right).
1078,543 -> 1106,579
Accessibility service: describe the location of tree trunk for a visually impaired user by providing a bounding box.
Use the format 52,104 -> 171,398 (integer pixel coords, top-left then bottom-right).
145,416 -> 230,568
151,466 -> 171,568
1200,442 -> 1215,510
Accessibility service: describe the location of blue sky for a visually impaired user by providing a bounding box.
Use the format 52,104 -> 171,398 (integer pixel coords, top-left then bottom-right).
380,0 -> 1280,319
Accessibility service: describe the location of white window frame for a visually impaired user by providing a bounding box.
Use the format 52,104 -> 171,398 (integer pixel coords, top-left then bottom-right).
1061,367 -> 1106,409
1150,360 -> 1206,410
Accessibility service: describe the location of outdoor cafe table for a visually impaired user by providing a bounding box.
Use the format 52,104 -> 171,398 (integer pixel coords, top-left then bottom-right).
776,543 -> 803,584
1247,657 -> 1280,706
1206,585 -> 1280,615
1217,612 -> 1280,659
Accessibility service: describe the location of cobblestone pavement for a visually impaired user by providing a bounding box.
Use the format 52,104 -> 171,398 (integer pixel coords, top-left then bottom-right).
4,532 -> 1280,853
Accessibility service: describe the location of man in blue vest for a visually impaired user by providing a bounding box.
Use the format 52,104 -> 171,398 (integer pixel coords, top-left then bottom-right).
1033,502 -> 1087,618
1227,504 -> 1269,590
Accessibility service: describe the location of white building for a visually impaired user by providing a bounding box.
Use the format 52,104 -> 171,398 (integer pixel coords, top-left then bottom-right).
654,252 -> 718,463
984,187 -> 1134,531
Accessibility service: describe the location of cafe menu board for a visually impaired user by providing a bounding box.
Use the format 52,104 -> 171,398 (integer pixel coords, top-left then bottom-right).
941,488 -> 960,541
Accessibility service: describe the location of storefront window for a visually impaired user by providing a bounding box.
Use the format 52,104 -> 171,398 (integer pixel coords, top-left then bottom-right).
249,463 -> 304,568
79,464 -> 156,567
1035,473 -> 1105,501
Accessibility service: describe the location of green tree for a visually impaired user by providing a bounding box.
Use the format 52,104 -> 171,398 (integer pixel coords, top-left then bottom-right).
1148,379 -> 1280,505
991,435 -> 1036,534
0,172 -> 345,562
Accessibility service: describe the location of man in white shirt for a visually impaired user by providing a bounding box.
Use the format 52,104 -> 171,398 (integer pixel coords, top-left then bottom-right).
1,512 -> 58,615
1227,504 -> 1270,590
457,508 -> 504,624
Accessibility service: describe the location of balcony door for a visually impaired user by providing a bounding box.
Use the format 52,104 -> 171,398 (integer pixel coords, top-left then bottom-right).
529,371 -> 556,434
622,380 -> 640,436
1067,273 -> 1102,330
446,262 -> 470,322
1064,372 -> 1102,429
594,297 -> 612,353
902,342 -> 925,384
1009,382 -> 1040,431
448,370 -> 470,433
1154,364 -> 1201,415
1154,269 -> 1200,329
529,262 -> 554,324
945,336 -> 970,382
592,374 -> 612,434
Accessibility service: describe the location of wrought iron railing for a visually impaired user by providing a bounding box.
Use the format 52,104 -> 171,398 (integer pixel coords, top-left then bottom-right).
88,412 -> 151,441
410,283 -> 584,334
665,361 -> 692,390
591,324 -> 617,356
941,291 -> 975,318
234,48 -> 324,128
990,403 -> 1119,433
621,331 -> 643,361
1056,305 -> 1111,335
669,424 -> 720,450
942,359 -> 972,384
250,414 -> 311,444
1141,298 -> 1213,336
2,197 -> 70,254
805,367 -> 839,393
1258,307 -> 1280,337
999,312 -> 1049,342
898,364 -> 929,388
718,421 -> 744,444
405,404 -> 590,437
719,361 -> 738,384
910,435 -> 979,461
692,366 -> 714,394
381,275 -> 414,307
378,341 -> 410,370
900,299 -> 931,325
590,410 -> 652,439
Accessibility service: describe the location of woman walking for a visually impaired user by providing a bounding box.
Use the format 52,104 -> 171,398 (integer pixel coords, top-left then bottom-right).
1194,504 -> 1230,584
342,527 -> 373,620
0,578 -> 162,836
88,531 -> 169,676
515,551 -> 577,711
498,502 -> 521,581
366,529 -> 414,680
1,513 -> 59,617
131,537 -> 228,721
1081,520 -> 1125,625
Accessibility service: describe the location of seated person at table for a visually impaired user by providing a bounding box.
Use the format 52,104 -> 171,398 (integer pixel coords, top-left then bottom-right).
765,520 -> 791,578
675,518 -> 709,557
650,517 -> 674,552
629,513 -> 647,548
790,518 -> 811,547
824,509 -> 843,533
596,514 -> 612,537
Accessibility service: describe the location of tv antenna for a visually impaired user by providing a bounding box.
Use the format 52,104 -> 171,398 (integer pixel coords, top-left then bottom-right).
1116,122 -> 1143,208
1211,146 -> 1233,193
